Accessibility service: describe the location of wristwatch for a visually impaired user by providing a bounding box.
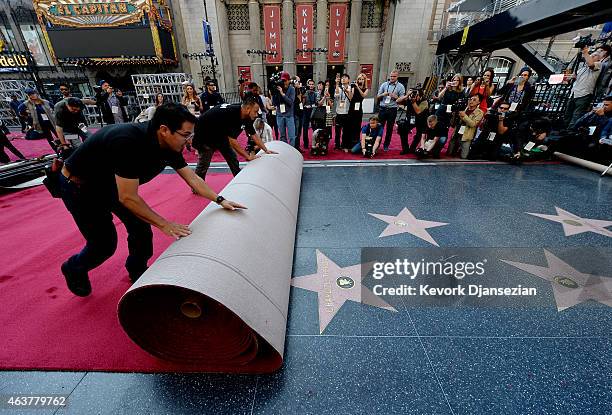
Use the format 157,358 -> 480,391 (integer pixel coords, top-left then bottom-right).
215,195 -> 225,205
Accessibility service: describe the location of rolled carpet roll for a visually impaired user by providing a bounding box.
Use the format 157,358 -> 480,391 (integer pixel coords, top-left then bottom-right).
118,141 -> 303,373
554,152 -> 612,177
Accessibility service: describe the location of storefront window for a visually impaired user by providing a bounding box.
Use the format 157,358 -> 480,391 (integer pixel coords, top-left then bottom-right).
20,24 -> 50,66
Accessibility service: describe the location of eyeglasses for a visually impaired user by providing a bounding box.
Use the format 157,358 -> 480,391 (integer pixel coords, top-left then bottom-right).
176,130 -> 194,141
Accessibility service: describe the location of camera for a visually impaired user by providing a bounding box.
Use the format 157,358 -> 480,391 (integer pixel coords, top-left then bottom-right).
574,34 -> 596,49
451,97 -> 468,113
363,137 -> 375,158
269,72 -> 284,93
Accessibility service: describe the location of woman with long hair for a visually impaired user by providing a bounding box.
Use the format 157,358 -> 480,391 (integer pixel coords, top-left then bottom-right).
470,67 -> 495,112
433,73 -> 465,157
182,84 -> 203,116
348,73 -> 369,147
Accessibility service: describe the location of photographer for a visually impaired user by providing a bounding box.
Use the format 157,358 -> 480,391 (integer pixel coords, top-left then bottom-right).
434,74 -> 465,157
495,67 -> 535,115
301,79 -> 318,149
468,102 -> 521,161
351,116 -> 383,158
564,44 -> 611,128
19,88 -> 58,152
293,76 -> 304,151
447,94 -> 484,159
271,72 -> 296,146
348,73 -> 369,148
397,88 -> 428,155
469,68 -> 495,112
415,115 -> 446,158
335,73 -> 354,152
376,70 -> 405,151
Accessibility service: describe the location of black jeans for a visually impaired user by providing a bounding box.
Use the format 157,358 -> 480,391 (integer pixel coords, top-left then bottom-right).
0,132 -> 25,163
301,108 -> 313,148
379,107 -> 398,148
59,174 -> 153,278
195,143 -> 241,181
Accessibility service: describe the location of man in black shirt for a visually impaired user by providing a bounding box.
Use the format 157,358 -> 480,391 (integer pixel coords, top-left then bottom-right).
193,94 -> 276,180
59,103 -> 245,297
200,80 -> 225,112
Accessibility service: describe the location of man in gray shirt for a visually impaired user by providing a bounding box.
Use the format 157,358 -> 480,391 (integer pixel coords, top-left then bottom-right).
564,45 -> 611,129
376,70 -> 406,151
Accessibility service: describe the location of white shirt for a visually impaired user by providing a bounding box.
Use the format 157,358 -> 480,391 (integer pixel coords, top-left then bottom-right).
256,122 -> 274,143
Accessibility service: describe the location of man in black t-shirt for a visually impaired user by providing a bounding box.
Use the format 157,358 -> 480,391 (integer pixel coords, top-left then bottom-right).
200,80 -> 225,113
192,94 -> 276,180
55,97 -> 89,151
59,103 -> 245,297
415,115 -> 447,158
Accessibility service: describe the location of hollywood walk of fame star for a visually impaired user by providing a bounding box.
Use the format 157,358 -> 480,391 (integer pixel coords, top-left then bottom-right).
291,250 -> 397,333
526,207 -> 612,238
368,207 -> 448,246
501,249 -> 612,311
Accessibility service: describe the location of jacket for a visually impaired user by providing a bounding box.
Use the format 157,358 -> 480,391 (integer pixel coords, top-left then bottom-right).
459,108 -> 484,141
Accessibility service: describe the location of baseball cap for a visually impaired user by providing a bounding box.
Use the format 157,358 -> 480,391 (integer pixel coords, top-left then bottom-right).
280,72 -> 291,81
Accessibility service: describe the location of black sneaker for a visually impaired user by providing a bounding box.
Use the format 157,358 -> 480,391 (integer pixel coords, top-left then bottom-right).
61,261 -> 91,297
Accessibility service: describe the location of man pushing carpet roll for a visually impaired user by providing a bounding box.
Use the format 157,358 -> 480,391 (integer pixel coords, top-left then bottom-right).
58,103 -> 245,297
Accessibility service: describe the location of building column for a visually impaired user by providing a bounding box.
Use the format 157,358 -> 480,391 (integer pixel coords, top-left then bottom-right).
314,0 -> 327,81
281,0 -> 296,75
376,1 -> 396,92
248,0 -> 264,86
346,0 -> 362,79
215,0 -> 235,91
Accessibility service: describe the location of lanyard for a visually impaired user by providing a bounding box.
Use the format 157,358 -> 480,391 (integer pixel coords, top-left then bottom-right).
385,82 -> 397,95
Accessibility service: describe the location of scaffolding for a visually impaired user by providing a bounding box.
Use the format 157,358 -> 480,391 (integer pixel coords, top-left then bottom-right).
131,73 -> 193,111
0,80 -> 36,128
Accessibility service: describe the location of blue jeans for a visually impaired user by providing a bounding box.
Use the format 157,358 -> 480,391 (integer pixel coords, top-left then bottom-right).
277,115 -> 296,147
59,174 -> 153,277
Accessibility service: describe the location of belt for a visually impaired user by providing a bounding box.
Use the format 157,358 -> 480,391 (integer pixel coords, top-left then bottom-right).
61,165 -> 84,185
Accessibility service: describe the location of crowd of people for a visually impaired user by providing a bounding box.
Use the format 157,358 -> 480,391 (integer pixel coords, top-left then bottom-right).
2,40 -> 612,167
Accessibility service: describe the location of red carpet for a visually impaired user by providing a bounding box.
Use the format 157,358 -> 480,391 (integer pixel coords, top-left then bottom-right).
0,173 -> 238,372
4,125 -> 446,164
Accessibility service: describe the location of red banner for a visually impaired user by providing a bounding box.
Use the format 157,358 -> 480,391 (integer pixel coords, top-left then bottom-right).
263,5 -> 282,64
328,3 -> 347,64
360,64 -> 373,89
238,66 -> 252,83
295,4 -> 314,64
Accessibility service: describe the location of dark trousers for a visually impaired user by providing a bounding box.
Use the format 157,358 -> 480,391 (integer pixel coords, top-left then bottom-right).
301,109 -> 313,148
399,126 -> 425,153
0,132 -> 26,163
294,112 -> 303,149
195,144 -> 241,181
267,113 -> 279,140
335,113 -> 351,149
564,94 -> 593,129
59,174 -> 153,277
379,107 -> 398,148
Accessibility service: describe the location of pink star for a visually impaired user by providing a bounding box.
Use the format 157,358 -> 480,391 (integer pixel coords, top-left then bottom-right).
501,250 -> 612,311
527,207 -> 612,238
369,207 -> 448,246
291,250 -> 397,333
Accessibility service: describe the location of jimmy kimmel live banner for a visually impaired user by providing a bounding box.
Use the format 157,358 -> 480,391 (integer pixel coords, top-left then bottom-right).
295,4 -> 314,64
263,5 -> 282,65
328,3 -> 347,64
